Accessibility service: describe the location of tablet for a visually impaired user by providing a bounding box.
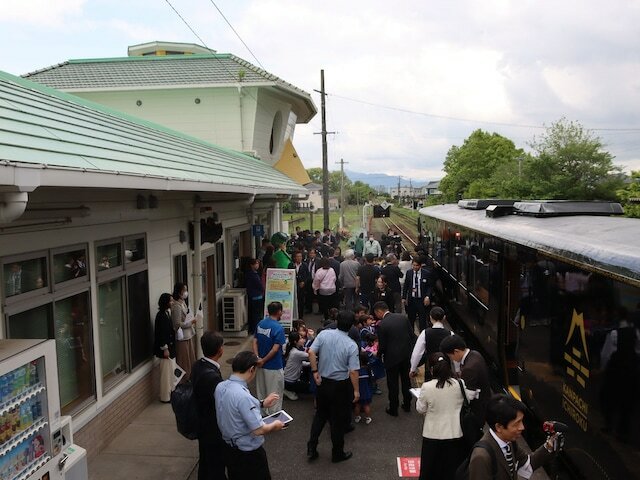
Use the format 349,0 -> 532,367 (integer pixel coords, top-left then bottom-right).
262,409 -> 293,426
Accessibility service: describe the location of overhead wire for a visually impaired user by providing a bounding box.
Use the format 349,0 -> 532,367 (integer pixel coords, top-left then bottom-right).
326,92 -> 640,132
207,0 -> 266,70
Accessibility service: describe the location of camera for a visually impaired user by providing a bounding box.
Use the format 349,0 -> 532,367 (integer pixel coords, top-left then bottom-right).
543,421 -> 568,452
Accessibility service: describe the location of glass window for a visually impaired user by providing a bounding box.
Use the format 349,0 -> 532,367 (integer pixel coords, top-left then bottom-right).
54,292 -> 94,413
3,257 -> 48,298
174,254 -> 188,286
124,237 -> 146,264
127,271 -> 151,369
215,242 -> 225,289
98,279 -> 126,386
96,242 -> 122,272
7,304 -> 53,339
53,248 -> 87,284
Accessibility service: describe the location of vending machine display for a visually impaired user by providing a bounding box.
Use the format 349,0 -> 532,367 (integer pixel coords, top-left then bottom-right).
0,339 -> 84,480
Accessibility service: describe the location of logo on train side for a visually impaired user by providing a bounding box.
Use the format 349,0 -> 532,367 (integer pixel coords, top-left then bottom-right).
561,309 -> 590,432
564,309 -> 590,388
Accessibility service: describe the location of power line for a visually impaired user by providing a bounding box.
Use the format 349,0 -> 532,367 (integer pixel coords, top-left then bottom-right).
207,0 -> 266,70
163,0 -> 211,53
326,92 -> 640,132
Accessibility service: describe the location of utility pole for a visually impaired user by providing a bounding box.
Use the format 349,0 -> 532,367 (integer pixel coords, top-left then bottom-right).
313,70 -> 335,231
336,158 -> 348,228
397,176 -> 401,203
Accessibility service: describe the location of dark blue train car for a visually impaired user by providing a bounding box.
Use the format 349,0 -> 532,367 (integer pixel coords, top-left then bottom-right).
419,200 -> 640,480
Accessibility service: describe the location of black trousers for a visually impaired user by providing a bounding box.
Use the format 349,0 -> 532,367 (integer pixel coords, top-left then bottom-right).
247,298 -> 264,334
296,288 -> 305,319
406,297 -> 430,331
419,436 -> 466,480
385,359 -> 411,413
317,292 -> 338,320
198,437 -> 227,480
307,377 -> 352,457
226,445 -> 271,480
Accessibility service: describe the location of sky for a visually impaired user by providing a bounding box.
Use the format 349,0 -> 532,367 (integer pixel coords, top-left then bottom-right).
1,0 -> 639,183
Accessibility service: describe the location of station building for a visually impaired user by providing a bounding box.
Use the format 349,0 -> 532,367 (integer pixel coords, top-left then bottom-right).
0,43 -> 316,458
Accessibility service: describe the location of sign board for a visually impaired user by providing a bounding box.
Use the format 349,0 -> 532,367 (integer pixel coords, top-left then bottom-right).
397,457 -> 420,477
380,201 -> 390,209
263,268 -> 297,329
252,224 -> 265,237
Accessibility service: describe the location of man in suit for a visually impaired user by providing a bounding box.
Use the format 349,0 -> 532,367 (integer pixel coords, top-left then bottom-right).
373,301 -> 416,417
440,334 -> 491,426
292,251 -> 309,319
191,331 -> 226,480
402,259 -> 433,332
305,249 -> 319,313
470,394 -> 555,480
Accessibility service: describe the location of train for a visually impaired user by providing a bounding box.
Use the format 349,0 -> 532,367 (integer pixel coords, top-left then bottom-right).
418,199 -> 640,480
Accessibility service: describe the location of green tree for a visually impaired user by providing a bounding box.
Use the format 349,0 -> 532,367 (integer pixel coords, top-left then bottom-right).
526,118 -> 622,200
617,171 -> 640,218
305,168 -> 350,192
347,180 -> 374,204
439,129 -> 524,201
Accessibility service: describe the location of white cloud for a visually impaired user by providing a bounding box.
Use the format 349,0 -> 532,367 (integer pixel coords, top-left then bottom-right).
0,0 -> 85,27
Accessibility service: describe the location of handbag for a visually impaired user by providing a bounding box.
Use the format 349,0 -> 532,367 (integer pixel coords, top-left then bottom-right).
176,327 -> 184,341
457,379 -> 483,446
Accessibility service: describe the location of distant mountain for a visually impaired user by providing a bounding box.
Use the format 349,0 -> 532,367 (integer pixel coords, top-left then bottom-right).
344,170 -> 427,189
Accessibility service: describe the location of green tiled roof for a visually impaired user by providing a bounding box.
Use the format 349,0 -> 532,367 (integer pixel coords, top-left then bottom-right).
22,54 -> 315,116
0,70 -> 307,195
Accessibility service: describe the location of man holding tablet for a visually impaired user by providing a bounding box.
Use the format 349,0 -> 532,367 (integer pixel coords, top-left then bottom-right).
306,310 -> 360,463
215,351 -> 284,480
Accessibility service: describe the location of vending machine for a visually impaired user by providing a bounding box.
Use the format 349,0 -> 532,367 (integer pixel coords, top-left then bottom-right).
0,339 -> 87,480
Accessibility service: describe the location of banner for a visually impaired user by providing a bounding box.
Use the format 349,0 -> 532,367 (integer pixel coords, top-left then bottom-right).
263,268 -> 297,329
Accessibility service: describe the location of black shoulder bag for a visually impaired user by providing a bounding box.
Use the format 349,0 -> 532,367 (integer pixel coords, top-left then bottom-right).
457,379 -> 483,447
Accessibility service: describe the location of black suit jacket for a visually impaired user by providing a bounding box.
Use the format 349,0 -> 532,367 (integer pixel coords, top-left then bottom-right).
190,358 -> 224,444
460,349 -> 492,424
377,312 -> 416,368
469,431 -> 552,480
153,310 -> 176,358
402,268 -> 433,301
294,262 -> 310,289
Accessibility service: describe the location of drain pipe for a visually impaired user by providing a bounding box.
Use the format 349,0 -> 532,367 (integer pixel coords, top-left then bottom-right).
0,192 -> 28,223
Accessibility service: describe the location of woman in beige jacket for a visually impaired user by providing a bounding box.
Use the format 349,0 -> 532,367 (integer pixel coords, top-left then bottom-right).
171,282 -> 196,381
416,353 -> 478,480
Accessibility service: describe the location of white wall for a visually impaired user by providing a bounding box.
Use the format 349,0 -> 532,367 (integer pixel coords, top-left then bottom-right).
74,85 -> 293,165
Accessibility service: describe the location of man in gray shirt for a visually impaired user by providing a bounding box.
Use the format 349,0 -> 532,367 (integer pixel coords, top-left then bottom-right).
338,249 -> 360,311
307,311 -> 360,463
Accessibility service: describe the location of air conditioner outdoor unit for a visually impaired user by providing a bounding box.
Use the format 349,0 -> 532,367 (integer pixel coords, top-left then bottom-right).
222,288 -> 247,336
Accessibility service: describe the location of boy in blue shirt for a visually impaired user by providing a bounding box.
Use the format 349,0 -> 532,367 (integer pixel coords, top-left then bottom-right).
253,301 -> 286,415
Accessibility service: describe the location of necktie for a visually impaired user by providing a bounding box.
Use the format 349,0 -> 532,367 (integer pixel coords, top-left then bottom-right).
505,443 -> 515,476
414,272 -> 420,298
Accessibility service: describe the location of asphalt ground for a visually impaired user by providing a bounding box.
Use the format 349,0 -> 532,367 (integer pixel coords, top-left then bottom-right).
260,312 -> 424,480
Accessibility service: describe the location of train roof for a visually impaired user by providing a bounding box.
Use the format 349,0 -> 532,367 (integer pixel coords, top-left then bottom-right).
419,204 -> 640,283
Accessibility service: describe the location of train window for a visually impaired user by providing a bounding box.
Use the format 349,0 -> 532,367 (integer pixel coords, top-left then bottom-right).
472,258 -> 490,306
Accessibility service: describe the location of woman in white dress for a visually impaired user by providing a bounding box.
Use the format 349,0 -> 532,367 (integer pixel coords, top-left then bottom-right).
171,282 -> 196,381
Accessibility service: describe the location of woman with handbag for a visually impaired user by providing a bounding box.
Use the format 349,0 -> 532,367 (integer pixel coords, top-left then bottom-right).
415,352 -> 479,480
154,293 -> 176,402
171,282 -> 196,382
312,257 -> 338,320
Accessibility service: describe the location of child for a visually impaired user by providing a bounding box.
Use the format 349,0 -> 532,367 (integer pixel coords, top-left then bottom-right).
363,333 -> 385,395
354,351 -> 373,424
360,315 -> 376,344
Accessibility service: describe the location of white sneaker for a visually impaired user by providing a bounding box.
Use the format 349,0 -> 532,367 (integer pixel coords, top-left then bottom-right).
365,417 -> 372,424
283,390 -> 298,401
354,416 -> 362,423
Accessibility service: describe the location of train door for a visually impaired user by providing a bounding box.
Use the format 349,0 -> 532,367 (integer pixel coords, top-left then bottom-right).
502,243 -> 522,388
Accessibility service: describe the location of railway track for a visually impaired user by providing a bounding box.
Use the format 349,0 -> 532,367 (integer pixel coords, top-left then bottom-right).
370,210 -> 419,251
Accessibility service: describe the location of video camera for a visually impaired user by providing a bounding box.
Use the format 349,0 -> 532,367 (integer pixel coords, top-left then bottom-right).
542,421 -> 568,452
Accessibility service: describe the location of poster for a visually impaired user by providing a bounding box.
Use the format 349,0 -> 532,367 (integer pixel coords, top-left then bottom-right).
263,268 -> 297,329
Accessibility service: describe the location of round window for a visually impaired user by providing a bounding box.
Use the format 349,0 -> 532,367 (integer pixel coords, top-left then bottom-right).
269,111 -> 283,155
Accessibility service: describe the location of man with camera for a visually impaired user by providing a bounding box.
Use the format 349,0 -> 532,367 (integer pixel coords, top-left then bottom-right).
469,394 -> 560,480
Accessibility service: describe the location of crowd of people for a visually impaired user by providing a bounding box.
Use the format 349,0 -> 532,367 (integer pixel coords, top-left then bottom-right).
153,228 -> 560,480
